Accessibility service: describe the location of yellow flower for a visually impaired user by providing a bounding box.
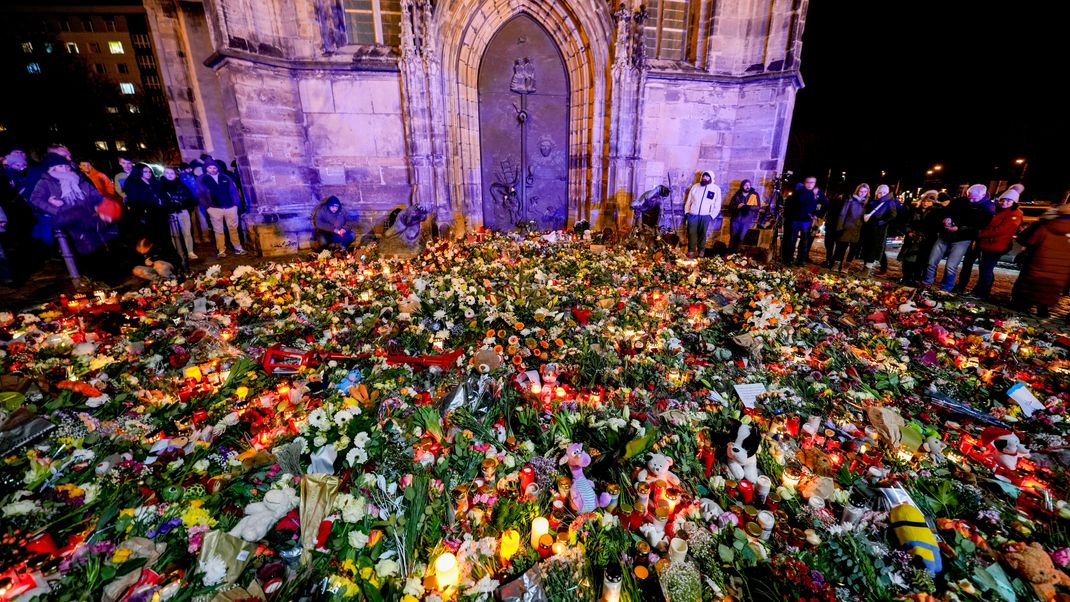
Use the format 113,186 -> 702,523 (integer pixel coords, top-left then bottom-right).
119,508 -> 135,519
340,558 -> 358,575
359,566 -> 374,581
111,548 -> 133,564
181,505 -> 218,528
401,596 -> 419,602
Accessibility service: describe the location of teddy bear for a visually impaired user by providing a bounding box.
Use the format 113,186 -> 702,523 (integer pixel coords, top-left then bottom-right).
470,349 -> 502,374
799,447 -> 835,477
725,420 -> 761,484
637,453 -> 682,488
230,488 -> 300,542
1003,542 -> 1070,602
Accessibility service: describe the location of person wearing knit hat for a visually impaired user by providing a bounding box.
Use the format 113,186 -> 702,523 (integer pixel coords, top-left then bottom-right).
312,195 -> 356,249
971,188 -> 1024,298
956,184 -> 1025,293
999,183 -> 1024,203
899,190 -> 943,284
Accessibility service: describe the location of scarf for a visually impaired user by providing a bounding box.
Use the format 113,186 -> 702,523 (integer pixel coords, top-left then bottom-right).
51,168 -> 85,203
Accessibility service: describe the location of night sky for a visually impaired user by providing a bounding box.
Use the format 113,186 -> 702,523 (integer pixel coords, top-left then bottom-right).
786,2 -> 1068,202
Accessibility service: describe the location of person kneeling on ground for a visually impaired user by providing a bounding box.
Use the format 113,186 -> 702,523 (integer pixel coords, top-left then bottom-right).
313,196 -> 356,248
131,238 -> 175,281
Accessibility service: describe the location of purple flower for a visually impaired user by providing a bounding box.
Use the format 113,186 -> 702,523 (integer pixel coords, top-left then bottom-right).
809,569 -> 825,588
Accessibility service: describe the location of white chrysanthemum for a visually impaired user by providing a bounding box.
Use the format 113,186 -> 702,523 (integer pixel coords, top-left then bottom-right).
375,558 -> 399,578
200,554 -> 228,586
348,530 -> 369,549
308,408 -> 330,431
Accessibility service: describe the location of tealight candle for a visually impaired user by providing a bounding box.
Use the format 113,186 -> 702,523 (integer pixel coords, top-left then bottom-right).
530,517 -> 549,548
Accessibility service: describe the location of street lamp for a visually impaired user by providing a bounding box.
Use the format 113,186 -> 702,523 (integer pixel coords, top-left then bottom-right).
1015,158 -> 1028,179
932,164 -> 943,172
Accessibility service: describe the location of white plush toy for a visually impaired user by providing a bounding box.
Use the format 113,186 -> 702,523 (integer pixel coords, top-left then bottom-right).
923,436 -> 948,465
637,453 -> 682,488
981,428 -> 1030,472
726,421 -> 761,484
229,488 -> 299,542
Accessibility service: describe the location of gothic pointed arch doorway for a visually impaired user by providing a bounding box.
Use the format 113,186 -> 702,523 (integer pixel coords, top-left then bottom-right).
478,14 -> 569,231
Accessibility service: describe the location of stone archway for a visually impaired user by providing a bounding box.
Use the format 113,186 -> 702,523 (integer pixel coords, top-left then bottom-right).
435,0 -> 612,230
478,14 -> 569,230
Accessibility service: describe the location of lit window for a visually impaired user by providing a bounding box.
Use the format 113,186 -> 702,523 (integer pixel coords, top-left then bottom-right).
26,63 -> 41,74
94,140 -> 109,151
115,141 -> 128,152
119,82 -> 136,95
117,63 -> 129,74
108,41 -> 124,54
106,106 -> 119,114
21,42 -> 33,53
66,42 -> 79,54
343,0 -> 401,46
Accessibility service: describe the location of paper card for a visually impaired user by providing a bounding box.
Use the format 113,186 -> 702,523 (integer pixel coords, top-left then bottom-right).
733,383 -> 767,409
1007,382 -> 1044,418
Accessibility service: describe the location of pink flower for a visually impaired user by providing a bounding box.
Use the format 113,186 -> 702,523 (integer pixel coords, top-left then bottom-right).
1053,548 -> 1070,568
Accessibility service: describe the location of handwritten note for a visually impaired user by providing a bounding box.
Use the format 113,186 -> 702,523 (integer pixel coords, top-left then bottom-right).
733,383 -> 767,409
1008,382 -> 1045,417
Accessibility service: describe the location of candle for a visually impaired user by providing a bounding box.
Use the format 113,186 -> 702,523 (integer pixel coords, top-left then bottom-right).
636,481 -> 651,513
756,475 -> 772,502
499,529 -> 520,563
184,366 -> 203,381
668,538 -> 688,563
435,552 -> 458,590
530,517 -> 549,548
552,541 -> 568,556
600,562 -> 623,602
737,480 -> 754,504
782,466 -> 801,491
538,534 -> 554,559
757,510 -> 775,540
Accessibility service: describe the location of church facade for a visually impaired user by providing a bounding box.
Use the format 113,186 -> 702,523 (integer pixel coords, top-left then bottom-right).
145,0 -> 807,250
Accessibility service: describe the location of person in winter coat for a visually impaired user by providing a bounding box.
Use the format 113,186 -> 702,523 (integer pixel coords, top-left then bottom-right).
830,183 -> 869,272
956,184 -> 1024,293
727,179 -> 762,253
123,164 -> 175,258
199,161 -> 245,257
1011,204 -> 1070,317
683,170 -> 722,257
78,160 -> 119,202
631,185 -> 670,232
28,154 -> 118,266
822,193 -> 845,268
0,204 -> 11,285
313,196 -> 356,248
781,176 -> 826,266
968,191 -> 1024,299
161,166 -> 200,259
898,190 -> 941,285
922,184 -> 994,292
860,184 -> 898,269
114,155 -> 134,199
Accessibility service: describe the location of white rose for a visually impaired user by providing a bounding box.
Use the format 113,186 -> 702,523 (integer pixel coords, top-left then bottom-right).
375,558 -> 399,578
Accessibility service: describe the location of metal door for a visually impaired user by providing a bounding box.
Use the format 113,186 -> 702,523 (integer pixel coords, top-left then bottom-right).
478,14 -> 569,231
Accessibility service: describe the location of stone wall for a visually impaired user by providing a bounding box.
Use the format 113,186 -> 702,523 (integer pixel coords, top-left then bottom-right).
150,0 -> 809,254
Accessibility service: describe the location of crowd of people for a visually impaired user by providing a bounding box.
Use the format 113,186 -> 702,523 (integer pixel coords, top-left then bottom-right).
1,144 -> 248,287
3,152 -> 1069,318
636,171 -> 1070,319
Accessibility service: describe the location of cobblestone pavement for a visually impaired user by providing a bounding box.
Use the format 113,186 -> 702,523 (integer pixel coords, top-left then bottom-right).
3,238 -> 1068,330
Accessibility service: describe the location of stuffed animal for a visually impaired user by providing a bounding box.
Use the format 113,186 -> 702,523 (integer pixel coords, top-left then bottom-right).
867,405 -> 905,448
725,420 -> 761,484
637,453 -> 682,488
799,447 -> 835,477
559,443 -> 601,513
922,436 -> 948,465
1002,542 -> 1070,602
980,427 -> 1031,472
230,488 -> 300,542
470,349 -> 502,374
890,503 -> 942,575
